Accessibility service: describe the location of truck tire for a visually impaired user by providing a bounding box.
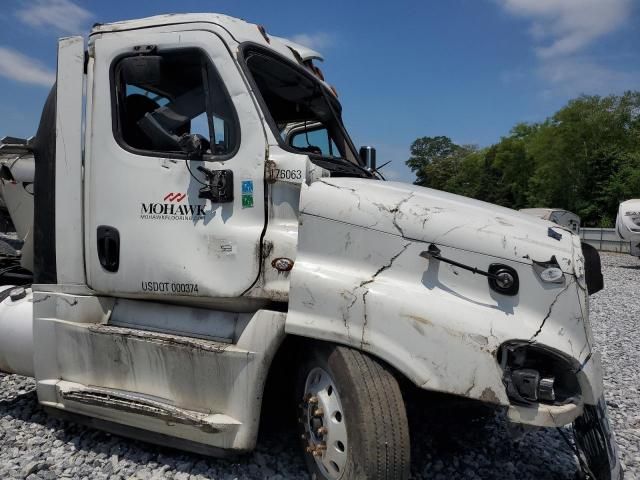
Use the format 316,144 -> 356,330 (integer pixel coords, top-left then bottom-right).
296,344 -> 410,480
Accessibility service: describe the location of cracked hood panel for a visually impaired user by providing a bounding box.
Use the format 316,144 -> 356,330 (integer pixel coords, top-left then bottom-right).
290,180 -> 598,411
301,178 -> 579,274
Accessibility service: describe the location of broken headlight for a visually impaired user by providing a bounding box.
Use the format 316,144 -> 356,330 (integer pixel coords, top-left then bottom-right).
509,368 -> 557,403
498,342 -> 581,406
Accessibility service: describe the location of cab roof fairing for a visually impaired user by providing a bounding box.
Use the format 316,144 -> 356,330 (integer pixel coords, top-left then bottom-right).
88,13 -> 328,87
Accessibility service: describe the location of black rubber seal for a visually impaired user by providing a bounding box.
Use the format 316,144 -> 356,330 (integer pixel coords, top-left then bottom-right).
32,85 -> 57,284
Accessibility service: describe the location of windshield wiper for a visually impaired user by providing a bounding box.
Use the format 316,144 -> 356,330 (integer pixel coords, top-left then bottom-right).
309,155 -> 373,178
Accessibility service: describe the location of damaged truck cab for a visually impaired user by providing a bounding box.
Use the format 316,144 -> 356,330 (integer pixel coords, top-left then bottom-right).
0,14 -> 622,480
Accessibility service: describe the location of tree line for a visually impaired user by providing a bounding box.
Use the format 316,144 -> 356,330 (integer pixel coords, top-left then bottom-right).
406,92 -> 640,227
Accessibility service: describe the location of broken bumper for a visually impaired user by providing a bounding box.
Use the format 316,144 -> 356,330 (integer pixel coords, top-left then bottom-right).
506,353 -> 622,480
574,396 -> 623,480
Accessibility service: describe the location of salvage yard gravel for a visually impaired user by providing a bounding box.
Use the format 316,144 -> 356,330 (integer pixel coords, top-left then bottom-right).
1,252 -> 638,479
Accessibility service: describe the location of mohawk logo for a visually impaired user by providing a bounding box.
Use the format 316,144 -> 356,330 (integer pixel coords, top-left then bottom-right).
140,193 -> 206,221
164,192 -> 186,203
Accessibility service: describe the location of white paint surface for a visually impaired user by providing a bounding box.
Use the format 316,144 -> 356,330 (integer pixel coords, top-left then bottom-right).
55,36 -> 86,284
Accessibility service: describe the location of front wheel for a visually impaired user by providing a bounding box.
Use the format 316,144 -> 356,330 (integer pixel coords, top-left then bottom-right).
296,344 -> 410,480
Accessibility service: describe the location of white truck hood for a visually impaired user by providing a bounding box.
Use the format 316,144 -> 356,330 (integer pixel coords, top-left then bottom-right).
301,178 -> 579,274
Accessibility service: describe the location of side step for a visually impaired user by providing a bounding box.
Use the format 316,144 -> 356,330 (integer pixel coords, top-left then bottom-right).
43,406 -> 237,458
55,381 -> 241,434
33,308 -> 287,451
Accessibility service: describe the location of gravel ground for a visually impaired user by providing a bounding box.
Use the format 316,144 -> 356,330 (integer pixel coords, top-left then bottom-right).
590,253 -> 640,477
0,252 -> 638,479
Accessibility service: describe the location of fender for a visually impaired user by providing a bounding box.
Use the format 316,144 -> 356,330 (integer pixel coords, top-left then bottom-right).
287,178 -> 602,422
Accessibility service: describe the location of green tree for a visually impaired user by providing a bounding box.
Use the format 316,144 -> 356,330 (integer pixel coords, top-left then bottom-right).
492,134 -> 534,209
406,136 -> 470,188
407,91 -> 640,226
442,149 -> 485,198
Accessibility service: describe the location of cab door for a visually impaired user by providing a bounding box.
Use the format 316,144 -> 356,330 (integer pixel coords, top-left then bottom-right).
85,29 -> 266,300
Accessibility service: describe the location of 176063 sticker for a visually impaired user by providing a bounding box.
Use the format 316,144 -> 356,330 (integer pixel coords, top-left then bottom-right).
274,168 -> 302,180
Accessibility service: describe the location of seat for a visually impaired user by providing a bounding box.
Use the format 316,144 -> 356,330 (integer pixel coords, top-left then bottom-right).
122,94 -> 161,150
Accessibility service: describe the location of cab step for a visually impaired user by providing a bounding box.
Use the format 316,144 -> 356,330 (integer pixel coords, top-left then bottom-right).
55,381 -> 241,434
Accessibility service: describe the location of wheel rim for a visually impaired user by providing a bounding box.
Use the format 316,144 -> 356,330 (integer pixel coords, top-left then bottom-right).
301,367 -> 348,479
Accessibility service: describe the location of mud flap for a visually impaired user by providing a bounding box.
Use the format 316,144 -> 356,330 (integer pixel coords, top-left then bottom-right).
574,396 -> 623,480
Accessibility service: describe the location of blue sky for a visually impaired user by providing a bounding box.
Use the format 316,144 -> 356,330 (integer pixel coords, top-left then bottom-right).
0,0 -> 638,182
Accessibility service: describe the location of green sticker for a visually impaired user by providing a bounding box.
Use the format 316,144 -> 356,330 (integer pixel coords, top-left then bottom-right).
242,194 -> 254,208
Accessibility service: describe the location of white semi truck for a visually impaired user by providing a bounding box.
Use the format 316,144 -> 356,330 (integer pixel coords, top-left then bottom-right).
0,14 -> 622,480
520,208 -> 581,234
0,136 -> 35,275
615,199 -> 640,258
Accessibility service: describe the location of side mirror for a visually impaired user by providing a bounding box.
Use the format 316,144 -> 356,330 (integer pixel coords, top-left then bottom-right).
120,55 -> 163,84
178,133 -> 209,159
359,146 -> 377,171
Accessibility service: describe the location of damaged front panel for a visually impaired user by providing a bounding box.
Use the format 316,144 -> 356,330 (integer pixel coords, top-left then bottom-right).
33,291 -> 286,451
288,178 -> 602,428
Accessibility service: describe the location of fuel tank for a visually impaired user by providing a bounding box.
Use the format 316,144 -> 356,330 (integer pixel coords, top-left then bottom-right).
0,285 -> 34,377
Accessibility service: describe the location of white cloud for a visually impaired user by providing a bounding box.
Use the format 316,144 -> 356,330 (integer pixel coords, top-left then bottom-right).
537,57 -> 639,96
500,0 -> 632,58
497,0 -> 637,97
16,0 -> 92,35
0,46 -> 55,87
290,32 -> 335,50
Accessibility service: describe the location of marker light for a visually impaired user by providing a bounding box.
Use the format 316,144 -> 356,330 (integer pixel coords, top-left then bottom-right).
539,267 -> 564,283
532,257 -> 565,285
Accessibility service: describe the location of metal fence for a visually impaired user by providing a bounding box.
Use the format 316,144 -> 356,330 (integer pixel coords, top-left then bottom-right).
579,228 -> 630,253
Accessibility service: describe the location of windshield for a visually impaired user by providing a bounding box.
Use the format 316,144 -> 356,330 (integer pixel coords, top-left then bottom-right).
244,47 -> 369,177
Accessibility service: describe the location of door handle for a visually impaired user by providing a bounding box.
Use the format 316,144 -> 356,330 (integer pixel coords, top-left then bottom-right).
97,225 -> 120,272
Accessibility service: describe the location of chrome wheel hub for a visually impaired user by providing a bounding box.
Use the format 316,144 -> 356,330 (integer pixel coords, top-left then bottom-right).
301,367 -> 347,479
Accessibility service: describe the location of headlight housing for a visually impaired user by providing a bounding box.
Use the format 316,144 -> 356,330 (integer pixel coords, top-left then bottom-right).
498,341 -> 581,406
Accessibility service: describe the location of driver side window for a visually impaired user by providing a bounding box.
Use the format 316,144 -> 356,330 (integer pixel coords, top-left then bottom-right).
113,48 -> 238,158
